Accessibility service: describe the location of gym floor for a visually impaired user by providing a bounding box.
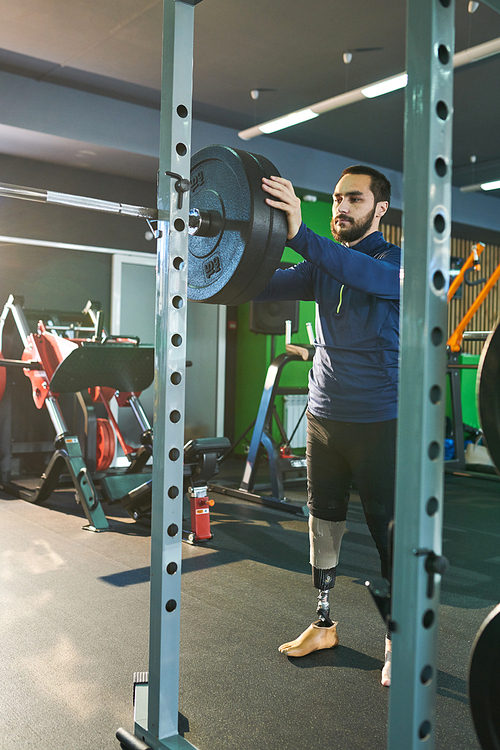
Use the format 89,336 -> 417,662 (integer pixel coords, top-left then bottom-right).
0,460 -> 498,750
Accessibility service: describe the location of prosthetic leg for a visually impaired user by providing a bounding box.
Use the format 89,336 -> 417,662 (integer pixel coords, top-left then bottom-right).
278,516 -> 345,656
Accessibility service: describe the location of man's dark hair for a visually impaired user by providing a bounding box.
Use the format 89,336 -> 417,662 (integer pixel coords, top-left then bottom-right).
340,165 -> 391,207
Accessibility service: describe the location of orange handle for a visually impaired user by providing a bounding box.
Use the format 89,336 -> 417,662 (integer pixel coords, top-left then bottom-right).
447,257 -> 500,352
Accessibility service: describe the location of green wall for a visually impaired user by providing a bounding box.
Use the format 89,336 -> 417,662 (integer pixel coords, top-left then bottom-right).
445,353 -> 481,431
233,195 -> 333,454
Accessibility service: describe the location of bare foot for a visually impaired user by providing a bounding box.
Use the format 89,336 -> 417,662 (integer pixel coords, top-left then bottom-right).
381,637 -> 391,687
278,621 -> 339,657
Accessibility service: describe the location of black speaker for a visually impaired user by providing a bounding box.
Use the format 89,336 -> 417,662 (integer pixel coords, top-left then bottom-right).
249,299 -> 299,335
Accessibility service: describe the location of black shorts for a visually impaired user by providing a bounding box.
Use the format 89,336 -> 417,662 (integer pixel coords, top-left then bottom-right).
306,410 -> 397,577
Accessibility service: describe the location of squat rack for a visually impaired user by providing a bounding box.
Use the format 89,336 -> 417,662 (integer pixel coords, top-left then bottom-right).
117,1 -> 500,745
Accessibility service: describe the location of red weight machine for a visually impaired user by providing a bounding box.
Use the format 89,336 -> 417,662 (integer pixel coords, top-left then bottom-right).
0,294 -> 154,530
0,294 -> 227,541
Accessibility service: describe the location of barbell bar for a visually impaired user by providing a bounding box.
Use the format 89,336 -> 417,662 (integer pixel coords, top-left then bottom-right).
0,181 -> 158,220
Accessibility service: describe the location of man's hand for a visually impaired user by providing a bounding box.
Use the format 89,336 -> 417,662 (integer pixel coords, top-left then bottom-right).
262,176 -> 302,240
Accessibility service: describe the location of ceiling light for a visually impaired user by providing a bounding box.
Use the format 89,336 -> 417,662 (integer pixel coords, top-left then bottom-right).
259,109 -> 319,134
480,179 -> 500,191
361,73 -> 408,98
239,36 -> 500,140
460,179 -> 500,193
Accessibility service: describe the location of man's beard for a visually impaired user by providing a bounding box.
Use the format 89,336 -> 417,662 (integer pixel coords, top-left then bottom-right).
330,204 -> 376,244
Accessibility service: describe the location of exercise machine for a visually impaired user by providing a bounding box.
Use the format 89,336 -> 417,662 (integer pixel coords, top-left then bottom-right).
211,319 -> 311,514
446,241 -> 500,474
0,294 -> 154,530
120,436 -> 230,543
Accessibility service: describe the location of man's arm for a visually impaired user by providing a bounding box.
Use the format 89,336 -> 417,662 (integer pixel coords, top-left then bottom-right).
290,224 -> 400,299
254,263 -> 315,302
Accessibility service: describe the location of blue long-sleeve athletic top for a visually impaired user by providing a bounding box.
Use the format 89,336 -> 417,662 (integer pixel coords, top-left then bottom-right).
255,223 -> 401,423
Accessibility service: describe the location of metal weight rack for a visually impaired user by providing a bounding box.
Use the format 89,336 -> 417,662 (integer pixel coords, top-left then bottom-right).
130,3 -> 200,747
388,2 -> 454,747
391,2 -> 498,749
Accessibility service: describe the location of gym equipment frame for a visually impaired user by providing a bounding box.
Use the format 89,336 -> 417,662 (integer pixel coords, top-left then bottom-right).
389,1 -> 500,748
445,241 -> 494,473
388,2 -> 453,747
211,328 -> 313,514
0,294 -> 155,530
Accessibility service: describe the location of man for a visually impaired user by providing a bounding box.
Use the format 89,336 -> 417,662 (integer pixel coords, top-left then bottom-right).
259,166 -> 400,687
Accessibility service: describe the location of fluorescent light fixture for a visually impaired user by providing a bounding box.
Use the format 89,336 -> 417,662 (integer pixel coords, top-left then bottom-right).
259,108 -> 319,134
460,179 -> 500,193
361,73 -> 408,99
480,179 -> 500,191
239,36 -> 500,140
459,183 -> 482,192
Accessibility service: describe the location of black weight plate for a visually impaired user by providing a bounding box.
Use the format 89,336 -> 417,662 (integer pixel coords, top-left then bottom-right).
468,603 -> 500,750
188,145 -> 287,306
477,320 -> 500,474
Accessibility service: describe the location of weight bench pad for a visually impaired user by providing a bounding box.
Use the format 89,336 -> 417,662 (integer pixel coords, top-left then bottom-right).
49,344 -> 154,393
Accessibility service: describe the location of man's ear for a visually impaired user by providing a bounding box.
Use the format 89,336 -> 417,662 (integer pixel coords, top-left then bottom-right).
376,201 -> 389,219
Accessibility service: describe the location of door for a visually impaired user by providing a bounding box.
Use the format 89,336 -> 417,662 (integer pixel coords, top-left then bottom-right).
111,253 -> 225,462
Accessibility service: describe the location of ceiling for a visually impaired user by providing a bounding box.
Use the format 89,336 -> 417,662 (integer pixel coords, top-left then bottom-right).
0,0 -> 499,192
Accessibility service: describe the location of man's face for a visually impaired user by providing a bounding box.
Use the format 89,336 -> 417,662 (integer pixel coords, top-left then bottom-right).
330,173 -> 381,245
